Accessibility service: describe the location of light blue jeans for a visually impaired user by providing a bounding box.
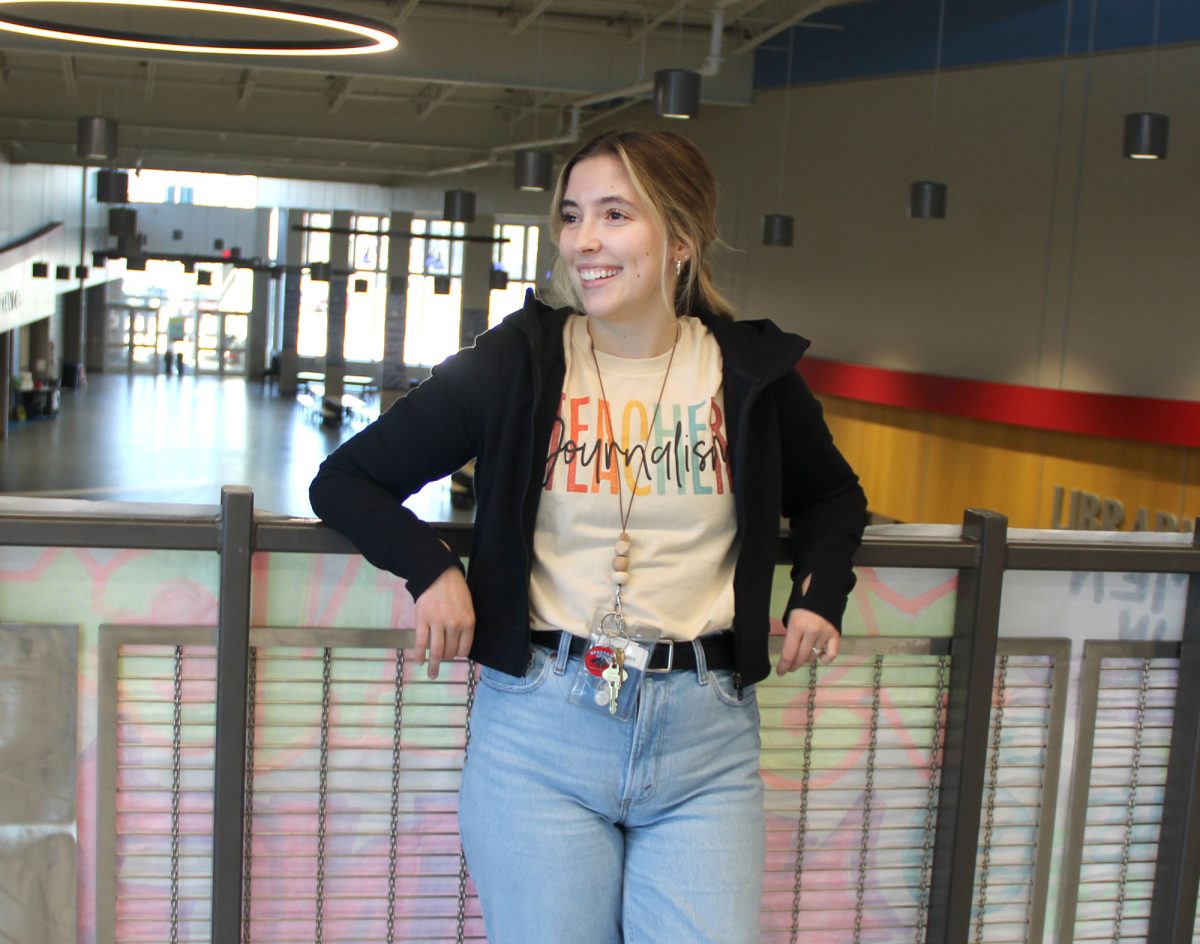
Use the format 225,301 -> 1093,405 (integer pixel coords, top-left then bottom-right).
458,632 -> 765,944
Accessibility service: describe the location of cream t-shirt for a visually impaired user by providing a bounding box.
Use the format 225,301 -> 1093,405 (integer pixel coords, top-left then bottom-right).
529,314 -> 738,641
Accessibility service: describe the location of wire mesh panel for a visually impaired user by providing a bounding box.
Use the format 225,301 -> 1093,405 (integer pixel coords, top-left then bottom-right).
108,629 -> 481,944
115,643 -> 217,944
1063,643 -> 1181,944
759,645 -> 951,944
106,630 -> 1075,944
242,642 -> 478,943
968,647 -> 1067,944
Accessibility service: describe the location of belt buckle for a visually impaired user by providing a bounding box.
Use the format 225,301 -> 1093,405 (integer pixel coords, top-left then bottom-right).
645,638 -> 674,673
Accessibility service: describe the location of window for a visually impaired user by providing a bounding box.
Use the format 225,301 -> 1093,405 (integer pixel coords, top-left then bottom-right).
125,169 -> 257,209
404,218 -> 464,367
297,212 -> 330,358
344,214 -> 389,363
489,223 -> 541,328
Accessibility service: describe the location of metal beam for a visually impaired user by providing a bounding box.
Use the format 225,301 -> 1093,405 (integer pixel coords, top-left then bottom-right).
734,0 -> 836,55
391,0 -> 422,27
925,509 -> 1007,944
142,60 -> 156,100
511,0 -> 555,35
628,0 -> 688,45
327,75 -> 358,113
61,55 -> 77,96
210,486 -> 254,944
414,82 -> 459,120
1146,522 -> 1200,943
236,68 -> 257,107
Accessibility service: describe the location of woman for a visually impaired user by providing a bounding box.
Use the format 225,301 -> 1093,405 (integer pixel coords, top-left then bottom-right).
310,129 -> 867,943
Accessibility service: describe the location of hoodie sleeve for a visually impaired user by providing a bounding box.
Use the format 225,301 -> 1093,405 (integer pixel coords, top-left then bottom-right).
308,333 -> 505,601
774,367 -> 868,632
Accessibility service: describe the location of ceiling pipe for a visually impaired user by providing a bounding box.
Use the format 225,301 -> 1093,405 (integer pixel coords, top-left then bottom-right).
412,3 -> 735,180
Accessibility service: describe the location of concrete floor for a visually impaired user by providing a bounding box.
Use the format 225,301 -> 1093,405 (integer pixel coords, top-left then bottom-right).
0,372 -> 465,521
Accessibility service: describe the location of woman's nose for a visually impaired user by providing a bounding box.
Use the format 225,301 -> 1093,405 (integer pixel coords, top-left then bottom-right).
575,217 -> 601,251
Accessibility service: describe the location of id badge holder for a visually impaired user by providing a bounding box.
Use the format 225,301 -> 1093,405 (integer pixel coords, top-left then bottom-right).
566,611 -> 659,722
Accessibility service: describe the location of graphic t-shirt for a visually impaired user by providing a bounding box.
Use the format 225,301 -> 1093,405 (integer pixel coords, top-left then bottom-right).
529,314 -> 738,641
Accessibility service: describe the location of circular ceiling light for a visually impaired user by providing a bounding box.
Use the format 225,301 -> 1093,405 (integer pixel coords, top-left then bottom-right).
0,0 -> 398,56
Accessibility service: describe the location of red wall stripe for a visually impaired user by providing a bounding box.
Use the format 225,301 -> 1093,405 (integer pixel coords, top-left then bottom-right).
799,357 -> 1200,450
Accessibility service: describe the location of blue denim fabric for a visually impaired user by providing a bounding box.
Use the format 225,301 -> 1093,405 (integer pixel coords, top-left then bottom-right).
459,632 -> 765,944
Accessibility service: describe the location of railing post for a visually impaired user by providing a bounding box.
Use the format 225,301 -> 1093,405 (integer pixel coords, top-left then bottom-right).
924,508 -> 1007,943
1146,521 -> 1200,944
212,486 -> 254,944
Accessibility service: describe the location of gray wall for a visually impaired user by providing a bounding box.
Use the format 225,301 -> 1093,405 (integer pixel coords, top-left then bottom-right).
682,44 -> 1199,401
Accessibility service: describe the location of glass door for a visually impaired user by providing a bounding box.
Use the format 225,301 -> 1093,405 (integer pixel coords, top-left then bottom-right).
105,304 -> 161,373
195,310 -> 249,376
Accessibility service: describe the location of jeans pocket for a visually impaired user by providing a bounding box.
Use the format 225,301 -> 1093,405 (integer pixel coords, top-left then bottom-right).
479,645 -> 554,694
708,669 -> 757,707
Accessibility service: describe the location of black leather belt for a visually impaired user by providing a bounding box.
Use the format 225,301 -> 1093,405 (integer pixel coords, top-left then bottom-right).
530,629 -> 737,673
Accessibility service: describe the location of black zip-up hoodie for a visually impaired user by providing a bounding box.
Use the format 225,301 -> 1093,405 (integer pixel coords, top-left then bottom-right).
310,292 -> 867,686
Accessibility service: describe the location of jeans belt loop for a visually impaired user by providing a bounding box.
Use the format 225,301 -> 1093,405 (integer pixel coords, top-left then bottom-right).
645,638 -> 675,673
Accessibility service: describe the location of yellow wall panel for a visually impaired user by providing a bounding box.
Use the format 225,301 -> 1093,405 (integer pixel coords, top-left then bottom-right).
821,397 -> 926,523
920,415 -> 1045,526
1038,434 -> 1189,528
814,396 -> 1196,533
1182,451 -> 1200,527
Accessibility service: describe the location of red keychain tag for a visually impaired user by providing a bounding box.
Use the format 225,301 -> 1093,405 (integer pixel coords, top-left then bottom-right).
584,645 -> 616,677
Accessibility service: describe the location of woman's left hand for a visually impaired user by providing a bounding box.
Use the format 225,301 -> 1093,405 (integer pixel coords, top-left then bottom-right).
776,608 -> 840,675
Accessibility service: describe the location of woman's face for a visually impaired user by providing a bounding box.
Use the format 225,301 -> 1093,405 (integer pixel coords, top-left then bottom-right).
557,154 -> 681,327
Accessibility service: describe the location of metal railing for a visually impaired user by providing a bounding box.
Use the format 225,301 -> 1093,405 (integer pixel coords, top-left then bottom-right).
1,486 -> 1198,944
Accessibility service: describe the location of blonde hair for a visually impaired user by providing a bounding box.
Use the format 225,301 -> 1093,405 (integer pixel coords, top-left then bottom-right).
549,130 -> 735,321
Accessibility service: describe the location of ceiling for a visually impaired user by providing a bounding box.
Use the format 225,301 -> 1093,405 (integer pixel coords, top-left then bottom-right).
0,1 -> 854,185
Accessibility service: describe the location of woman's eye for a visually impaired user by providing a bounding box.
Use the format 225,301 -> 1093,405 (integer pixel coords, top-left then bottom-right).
606,209 -> 627,221
559,212 -> 578,224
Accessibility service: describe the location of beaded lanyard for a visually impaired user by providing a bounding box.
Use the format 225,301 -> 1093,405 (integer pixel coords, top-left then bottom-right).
587,319 -> 681,627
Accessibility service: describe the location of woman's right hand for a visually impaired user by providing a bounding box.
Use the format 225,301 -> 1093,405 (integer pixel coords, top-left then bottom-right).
414,566 -> 475,679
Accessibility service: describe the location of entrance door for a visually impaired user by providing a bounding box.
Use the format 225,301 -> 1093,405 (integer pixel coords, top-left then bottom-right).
195,310 -> 248,377
105,304 -> 161,373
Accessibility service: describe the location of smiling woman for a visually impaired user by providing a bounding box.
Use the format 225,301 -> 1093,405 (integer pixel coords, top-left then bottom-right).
0,0 -> 398,55
309,130 -> 868,944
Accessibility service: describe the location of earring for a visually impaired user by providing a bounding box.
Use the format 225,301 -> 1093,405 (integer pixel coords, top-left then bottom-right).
675,259 -> 683,275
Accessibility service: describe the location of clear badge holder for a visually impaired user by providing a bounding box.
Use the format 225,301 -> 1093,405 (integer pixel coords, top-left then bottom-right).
567,609 -> 662,722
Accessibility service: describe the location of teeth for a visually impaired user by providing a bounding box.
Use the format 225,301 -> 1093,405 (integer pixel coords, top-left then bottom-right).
580,268 -> 620,282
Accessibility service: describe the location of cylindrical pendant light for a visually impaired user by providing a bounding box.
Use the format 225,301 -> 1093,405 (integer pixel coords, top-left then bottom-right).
75,265 -> 89,278
762,214 -> 794,247
909,180 -> 948,220
353,277 -> 369,293
1123,112 -> 1168,159
55,265 -> 71,280
654,69 -> 700,119
514,149 -> 553,191
76,116 -> 119,160
96,169 -> 129,203
108,207 -> 137,237
489,267 -> 509,291
31,262 -> 49,278
197,270 -> 213,285
433,275 -> 452,295
443,189 -> 476,223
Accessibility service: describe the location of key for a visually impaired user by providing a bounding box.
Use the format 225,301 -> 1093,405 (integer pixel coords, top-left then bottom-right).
601,663 -> 624,714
